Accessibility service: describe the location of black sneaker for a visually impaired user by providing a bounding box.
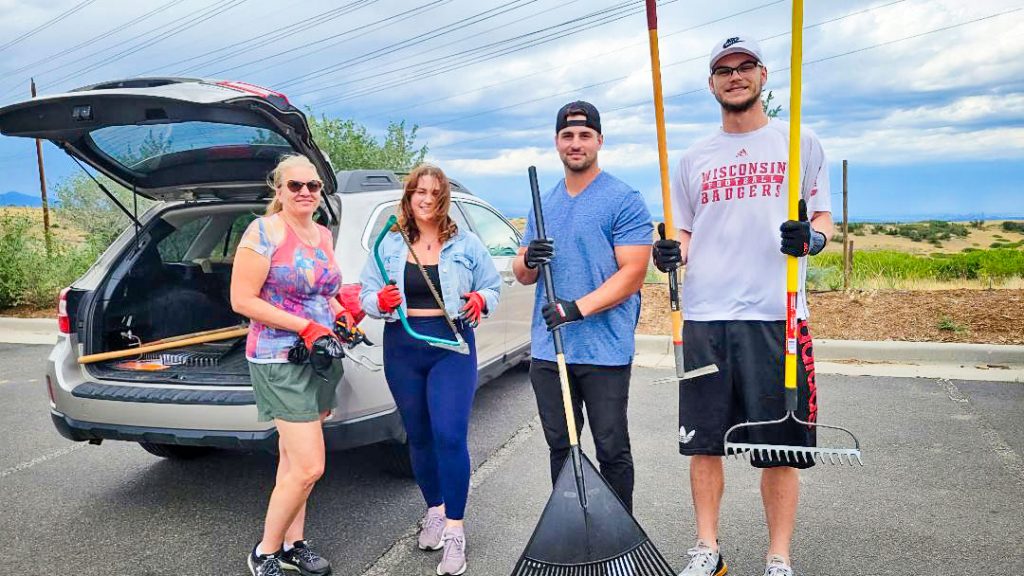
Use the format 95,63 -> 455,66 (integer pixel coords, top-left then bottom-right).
280,540 -> 332,576
248,545 -> 285,576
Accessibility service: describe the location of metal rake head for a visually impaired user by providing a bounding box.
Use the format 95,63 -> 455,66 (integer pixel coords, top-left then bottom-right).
725,443 -> 863,466
722,412 -> 863,466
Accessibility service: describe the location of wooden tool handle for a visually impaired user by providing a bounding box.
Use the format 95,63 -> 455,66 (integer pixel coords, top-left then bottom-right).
78,327 -> 249,365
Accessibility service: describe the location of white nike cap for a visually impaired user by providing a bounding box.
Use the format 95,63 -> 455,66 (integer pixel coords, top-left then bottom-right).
709,35 -> 765,70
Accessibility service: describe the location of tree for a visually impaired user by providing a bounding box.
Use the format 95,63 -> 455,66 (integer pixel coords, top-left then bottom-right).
308,114 -> 428,172
54,172 -> 154,247
762,90 -> 782,118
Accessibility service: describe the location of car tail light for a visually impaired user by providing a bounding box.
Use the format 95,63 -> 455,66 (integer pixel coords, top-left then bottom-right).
216,80 -> 290,107
45,375 -> 57,406
57,287 -> 71,334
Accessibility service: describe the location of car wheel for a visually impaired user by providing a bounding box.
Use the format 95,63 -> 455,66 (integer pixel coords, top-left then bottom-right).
378,441 -> 414,478
138,442 -> 213,460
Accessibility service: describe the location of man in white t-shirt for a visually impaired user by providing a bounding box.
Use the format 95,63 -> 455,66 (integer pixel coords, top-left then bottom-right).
652,36 -> 833,576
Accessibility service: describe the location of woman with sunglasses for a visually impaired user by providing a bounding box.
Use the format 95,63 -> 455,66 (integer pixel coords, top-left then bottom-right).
359,164 -> 501,576
232,154 -> 354,576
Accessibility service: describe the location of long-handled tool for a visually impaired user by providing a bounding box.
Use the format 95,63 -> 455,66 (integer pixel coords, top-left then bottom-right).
510,166 -> 676,576
644,0 -> 718,386
78,326 -> 249,364
371,214 -> 470,355
723,0 -> 862,467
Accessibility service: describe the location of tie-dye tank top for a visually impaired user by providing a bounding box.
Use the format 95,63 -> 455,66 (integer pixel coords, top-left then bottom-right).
237,213 -> 342,362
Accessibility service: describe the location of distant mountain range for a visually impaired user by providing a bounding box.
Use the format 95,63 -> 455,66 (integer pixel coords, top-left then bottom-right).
0,191 -> 43,207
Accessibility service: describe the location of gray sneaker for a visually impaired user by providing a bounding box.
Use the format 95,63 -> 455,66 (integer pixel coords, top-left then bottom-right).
762,555 -> 793,576
678,540 -> 726,576
418,507 -> 446,551
436,525 -> 467,576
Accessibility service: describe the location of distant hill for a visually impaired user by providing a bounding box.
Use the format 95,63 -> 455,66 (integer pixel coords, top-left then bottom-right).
0,191 -> 42,207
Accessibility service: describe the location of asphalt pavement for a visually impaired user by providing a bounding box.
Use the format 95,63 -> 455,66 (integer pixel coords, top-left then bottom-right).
1,342 -> 1022,576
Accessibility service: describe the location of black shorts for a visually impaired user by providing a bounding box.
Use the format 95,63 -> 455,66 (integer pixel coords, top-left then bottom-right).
679,319 -> 818,469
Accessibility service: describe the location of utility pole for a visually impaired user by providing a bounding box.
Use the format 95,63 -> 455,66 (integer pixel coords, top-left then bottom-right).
842,159 -> 850,290
31,78 -> 52,257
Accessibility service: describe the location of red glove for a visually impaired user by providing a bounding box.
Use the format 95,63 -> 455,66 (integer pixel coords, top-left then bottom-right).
377,281 -> 402,313
335,308 -> 357,329
459,292 -> 486,326
299,321 -> 335,351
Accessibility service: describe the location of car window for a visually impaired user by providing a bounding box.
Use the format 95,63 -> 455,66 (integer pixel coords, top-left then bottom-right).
459,203 -> 520,257
157,217 -> 211,263
214,212 -> 260,260
90,122 -> 290,174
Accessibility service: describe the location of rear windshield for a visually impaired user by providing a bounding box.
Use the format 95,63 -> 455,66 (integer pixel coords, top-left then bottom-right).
89,121 -> 290,173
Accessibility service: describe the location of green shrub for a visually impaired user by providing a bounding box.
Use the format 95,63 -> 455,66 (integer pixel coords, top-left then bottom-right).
0,212 -> 103,308
1002,221 -> 1024,233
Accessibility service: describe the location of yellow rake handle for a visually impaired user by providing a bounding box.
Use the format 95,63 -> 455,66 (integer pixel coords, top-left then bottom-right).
785,0 -> 804,409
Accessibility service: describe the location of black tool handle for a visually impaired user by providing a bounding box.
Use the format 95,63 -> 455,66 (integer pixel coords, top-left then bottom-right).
529,166 -> 565,356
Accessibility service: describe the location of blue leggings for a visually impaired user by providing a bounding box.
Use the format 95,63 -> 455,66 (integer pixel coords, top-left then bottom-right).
383,316 -> 477,520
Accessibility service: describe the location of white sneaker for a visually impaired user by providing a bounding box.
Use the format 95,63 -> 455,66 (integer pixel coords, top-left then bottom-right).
678,540 -> 726,576
762,554 -> 793,576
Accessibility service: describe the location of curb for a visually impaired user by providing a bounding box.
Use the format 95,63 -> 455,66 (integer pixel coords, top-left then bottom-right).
635,334 -> 1024,365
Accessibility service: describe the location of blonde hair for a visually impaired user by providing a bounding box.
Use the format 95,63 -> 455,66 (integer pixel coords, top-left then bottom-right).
395,163 -> 458,244
265,154 -> 321,216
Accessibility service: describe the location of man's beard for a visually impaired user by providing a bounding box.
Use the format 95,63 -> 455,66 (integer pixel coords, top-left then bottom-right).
561,153 -> 596,173
715,85 -> 762,113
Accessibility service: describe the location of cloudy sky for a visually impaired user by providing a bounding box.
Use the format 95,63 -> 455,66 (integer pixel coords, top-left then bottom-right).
0,0 -> 1021,221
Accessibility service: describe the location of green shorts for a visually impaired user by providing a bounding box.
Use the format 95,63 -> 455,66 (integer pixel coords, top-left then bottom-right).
248,360 -> 343,423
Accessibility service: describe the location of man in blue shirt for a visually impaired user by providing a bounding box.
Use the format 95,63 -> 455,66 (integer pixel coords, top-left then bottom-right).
513,101 -> 653,511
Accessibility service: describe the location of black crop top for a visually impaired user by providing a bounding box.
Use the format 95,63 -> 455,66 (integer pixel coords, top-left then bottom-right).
404,261 -> 443,309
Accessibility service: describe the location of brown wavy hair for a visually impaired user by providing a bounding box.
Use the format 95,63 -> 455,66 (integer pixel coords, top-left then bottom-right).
395,164 -> 458,244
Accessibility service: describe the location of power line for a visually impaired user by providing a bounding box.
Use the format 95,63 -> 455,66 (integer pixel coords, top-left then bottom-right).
202,0 -> 454,79
0,0 -> 238,102
275,0 -> 543,91
45,0 -> 252,90
430,4 -> 1021,151
306,0 -> 663,108
139,0 -> 379,76
0,0 -> 100,54
0,0 -> 187,83
366,0 -> 788,121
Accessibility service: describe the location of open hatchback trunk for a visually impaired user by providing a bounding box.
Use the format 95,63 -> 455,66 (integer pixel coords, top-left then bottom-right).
0,78 -> 338,385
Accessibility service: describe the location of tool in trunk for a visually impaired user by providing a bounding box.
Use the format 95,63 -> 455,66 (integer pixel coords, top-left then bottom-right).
723,0 -> 862,467
510,166 -> 676,576
78,326 -> 249,365
371,214 -> 470,355
643,0 -> 719,386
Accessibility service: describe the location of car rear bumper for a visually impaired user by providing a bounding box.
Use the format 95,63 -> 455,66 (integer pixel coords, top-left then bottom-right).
50,407 -> 405,452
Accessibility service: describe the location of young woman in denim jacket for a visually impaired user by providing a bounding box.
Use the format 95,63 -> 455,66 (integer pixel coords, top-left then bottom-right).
358,164 -> 500,576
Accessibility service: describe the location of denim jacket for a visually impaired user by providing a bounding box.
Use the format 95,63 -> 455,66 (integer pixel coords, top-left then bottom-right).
359,227 -> 501,321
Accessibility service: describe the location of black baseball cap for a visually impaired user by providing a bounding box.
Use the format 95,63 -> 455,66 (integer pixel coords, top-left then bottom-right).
555,100 -> 601,134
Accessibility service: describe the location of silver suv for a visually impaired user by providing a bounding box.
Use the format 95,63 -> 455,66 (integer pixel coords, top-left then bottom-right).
0,78 -> 531,467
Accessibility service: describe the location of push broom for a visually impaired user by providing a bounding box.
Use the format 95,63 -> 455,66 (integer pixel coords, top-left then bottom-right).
644,0 -> 718,385
723,0 -> 862,467
510,166 -> 676,576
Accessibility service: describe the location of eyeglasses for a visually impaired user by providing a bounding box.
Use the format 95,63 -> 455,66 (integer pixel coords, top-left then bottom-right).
285,179 -> 323,194
712,60 -> 762,79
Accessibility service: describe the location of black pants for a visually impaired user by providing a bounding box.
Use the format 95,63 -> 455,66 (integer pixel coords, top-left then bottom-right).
529,359 -> 634,512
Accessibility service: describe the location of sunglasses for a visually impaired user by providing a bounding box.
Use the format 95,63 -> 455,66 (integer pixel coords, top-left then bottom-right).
284,179 -> 323,194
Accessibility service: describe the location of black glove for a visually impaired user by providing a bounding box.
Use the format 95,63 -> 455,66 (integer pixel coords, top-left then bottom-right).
541,299 -> 583,331
289,336 -> 345,382
652,222 -> 683,273
780,199 -> 826,257
524,238 -> 554,269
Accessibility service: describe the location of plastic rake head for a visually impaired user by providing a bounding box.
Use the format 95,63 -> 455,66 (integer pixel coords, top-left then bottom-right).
511,540 -> 677,576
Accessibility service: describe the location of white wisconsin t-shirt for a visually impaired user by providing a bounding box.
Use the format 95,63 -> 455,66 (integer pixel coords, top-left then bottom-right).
670,119 -> 831,321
